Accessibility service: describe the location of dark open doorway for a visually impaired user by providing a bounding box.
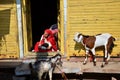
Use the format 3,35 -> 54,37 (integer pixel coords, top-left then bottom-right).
30,0 -> 58,48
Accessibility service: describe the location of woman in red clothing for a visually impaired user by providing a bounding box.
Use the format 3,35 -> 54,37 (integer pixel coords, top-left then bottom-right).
33,29 -> 58,52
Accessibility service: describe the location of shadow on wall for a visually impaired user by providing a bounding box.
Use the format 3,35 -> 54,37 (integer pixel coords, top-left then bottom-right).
74,42 -> 85,56
74,41 -> 117,56
0,9 -> 10,53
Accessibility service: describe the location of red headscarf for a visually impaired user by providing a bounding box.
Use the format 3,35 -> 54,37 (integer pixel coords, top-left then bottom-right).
44,29 -> 54,39
44,29 -> 52,35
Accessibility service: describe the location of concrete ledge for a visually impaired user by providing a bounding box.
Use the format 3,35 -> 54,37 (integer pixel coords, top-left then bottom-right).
0,60 -> 22,68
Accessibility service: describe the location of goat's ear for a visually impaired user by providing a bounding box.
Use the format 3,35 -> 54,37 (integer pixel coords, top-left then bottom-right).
48,57 -> 52,61
78,33 -> 82,38
29,63 -> 33,69
76,32 -> 82,35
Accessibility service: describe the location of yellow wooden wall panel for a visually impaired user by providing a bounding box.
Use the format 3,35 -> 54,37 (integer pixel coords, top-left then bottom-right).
0,0 -> 19,58
58,0 -> 65,54
67,0 -> 120,57
21,0 -> 33,56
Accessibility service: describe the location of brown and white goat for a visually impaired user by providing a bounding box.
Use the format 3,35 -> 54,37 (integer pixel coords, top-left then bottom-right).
73,32 -> 115,67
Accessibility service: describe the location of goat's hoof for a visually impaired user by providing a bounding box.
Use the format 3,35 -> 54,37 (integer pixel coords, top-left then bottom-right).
83,62 -> 87,65
101,64 -> 104,68
93,63 -> 96,66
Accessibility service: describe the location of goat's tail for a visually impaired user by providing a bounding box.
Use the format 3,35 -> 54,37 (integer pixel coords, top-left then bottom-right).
111,36 -> 116,46
112,36 -> 116,41
108,36 -> 116,54
109,42 -> 114,54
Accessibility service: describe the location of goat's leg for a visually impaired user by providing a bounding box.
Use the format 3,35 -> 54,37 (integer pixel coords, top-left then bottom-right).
43,72 -> 48,79
106,53 -> 111,62
49,69 -> 53,80
106,42 -> 114,63
83,50 -> 89,65
89,51 -> 93,62
105,47 -> 112,64
91,49 -> 96,66
101,46 -> 108,67
92,55 -> 96,66
38,71 -> 43,80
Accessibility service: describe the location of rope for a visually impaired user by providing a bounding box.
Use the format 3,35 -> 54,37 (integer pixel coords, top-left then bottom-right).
56,65 -> 68,80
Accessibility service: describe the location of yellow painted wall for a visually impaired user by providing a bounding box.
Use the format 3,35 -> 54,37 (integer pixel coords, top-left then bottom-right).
0,0 -> 19,58
58,0 -> 65,55
67,0 -> 120,57
22,0 -> 32,56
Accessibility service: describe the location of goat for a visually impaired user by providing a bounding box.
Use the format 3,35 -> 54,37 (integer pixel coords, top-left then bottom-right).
29,53 -> 62,80
73,32 -> 115,67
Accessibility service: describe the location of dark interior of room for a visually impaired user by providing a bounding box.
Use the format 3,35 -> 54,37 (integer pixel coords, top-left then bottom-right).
30,0 -> 58,48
